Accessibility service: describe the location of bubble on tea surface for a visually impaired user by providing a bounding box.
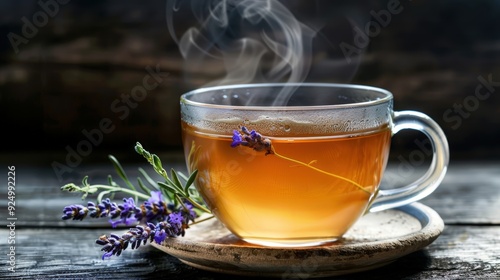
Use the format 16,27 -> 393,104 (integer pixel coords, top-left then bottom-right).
344,120 -> 351,130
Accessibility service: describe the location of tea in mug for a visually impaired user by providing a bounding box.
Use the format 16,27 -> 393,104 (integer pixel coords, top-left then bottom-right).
182,121 -> 391,246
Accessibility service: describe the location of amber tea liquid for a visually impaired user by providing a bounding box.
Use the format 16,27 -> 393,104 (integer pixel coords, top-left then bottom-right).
182,121 -> 391,246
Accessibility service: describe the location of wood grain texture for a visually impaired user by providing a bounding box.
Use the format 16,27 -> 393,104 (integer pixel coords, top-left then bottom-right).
1,226 -> 498,279
0,159 -> 499,279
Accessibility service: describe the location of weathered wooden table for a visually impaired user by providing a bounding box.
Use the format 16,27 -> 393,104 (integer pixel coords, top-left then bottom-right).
1,156 -> 499,279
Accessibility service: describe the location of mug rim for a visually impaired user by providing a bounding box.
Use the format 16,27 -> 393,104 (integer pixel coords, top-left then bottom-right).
180,82 -> 393,111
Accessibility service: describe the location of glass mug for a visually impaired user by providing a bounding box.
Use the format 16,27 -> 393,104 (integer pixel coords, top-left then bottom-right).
180,83 -> 449,247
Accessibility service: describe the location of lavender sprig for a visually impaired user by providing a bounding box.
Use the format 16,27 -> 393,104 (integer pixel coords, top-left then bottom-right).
61,143 -> 209,215
62,191 -> 178,228
135,142 -> 210,213
60,142 -> 213,259
231,126 -> 273,155
97,209 -> 194,260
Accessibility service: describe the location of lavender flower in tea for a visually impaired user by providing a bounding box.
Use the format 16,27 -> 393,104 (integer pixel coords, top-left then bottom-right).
231,126 -> 369,194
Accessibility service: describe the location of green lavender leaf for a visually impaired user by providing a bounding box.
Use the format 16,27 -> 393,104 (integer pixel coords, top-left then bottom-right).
138,168 -> 159,190
134,142 -> 144,154
81,176 -> 91,199
109,155 -> 127,182
177,171 -> 189,182
107,175 -> 114,186
157,181 -> 180,195
170,168 -> 183,194
109,155 -> 137,191
153,155 -> 162,172
82,175 -> 89,187
137,177 -> 151,195
184,170 -> 198,193
97,190 -> 114,203
60,183 -> 79,192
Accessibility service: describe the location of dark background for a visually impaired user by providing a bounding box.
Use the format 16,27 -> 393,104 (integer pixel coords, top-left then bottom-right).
1,0 -> 499,166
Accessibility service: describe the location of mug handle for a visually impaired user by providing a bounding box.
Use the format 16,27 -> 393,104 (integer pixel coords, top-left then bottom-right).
368,111 -> 450,213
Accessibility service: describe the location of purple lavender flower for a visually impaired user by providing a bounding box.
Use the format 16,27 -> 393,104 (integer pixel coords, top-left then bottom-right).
108,197 -> 141,228
86,202 -> 99,218
231,130 -> 245,147
231,126 -> 274,155
62,204 -> 88,220
154,230 -> 167,244
135,191 -> 168,223
87,198 -> 119,219
183,202 -> 197,222
62,191 -> 172,227
96,212 -> 191,259
64,190 -> 202,259
168,212 -> 183,225
168,212 -> 185,236
250,129 -> 261,141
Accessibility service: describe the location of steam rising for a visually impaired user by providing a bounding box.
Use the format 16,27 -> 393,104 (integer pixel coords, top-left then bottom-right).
167,0 -> 317,105
167,1 -> 372,106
